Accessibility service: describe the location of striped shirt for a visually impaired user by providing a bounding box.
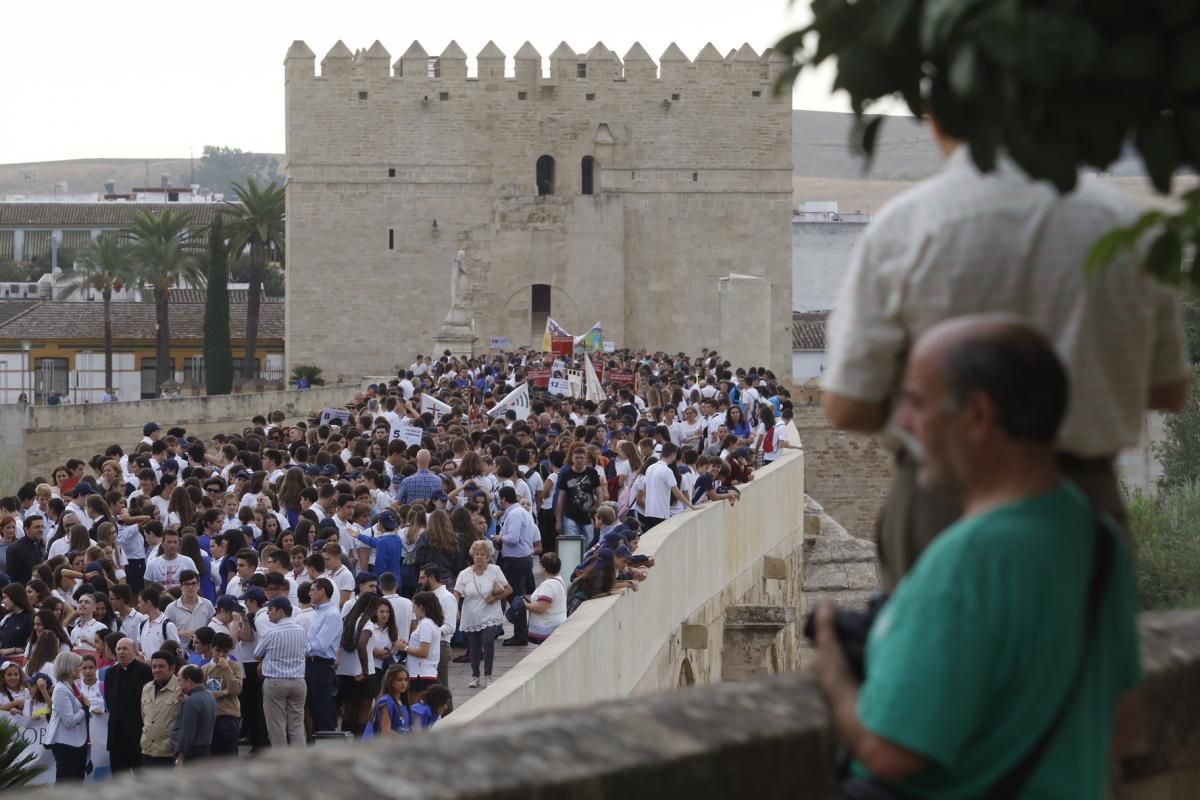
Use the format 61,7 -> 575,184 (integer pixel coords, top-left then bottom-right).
255,616 -> 307,679
824,148 -> 1187,457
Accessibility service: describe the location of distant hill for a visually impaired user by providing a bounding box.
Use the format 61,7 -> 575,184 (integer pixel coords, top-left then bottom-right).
0,109 -> 1152,202
0,158 -> 202,196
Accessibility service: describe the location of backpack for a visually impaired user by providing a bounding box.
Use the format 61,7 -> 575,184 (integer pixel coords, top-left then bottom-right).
139,616 -> 171,642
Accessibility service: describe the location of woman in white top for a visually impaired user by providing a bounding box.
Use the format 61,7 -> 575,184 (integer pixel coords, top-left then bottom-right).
48,521 -> 94,561
46,651 -> 89,782
523,553 -> 569,643
69,593 -> 108,651
453,540 -> 511,689
335,592 -> 377,736
398,591 -> 444,705
363,599 -> 399,697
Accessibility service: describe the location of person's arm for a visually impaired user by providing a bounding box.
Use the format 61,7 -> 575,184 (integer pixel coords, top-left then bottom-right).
669,486 -> 695,511
379,701 -> 398,736
237,614 -> 254,642
338,589 -> 352,608
356,629 -> 371,676
173,698 -> 196,762
254,627 -> 271,660
402,625 -> 431,659
823,393 -> 889,433
555,486 -> 566,534
812,605 -> 927,782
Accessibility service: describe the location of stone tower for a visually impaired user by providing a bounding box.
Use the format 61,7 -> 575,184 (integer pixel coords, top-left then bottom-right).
283,39 -> 793,379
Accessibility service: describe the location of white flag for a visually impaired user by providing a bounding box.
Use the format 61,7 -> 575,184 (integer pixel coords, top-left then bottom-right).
584,354 -> 605,403
420,394 -> 453,418
488,382 -> 531,421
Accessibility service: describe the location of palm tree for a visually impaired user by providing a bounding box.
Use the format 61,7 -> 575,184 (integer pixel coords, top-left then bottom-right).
224,177 -> 285,380
126,209 -> 204,390
58,233 -> 136,390
0,717 -> 47,788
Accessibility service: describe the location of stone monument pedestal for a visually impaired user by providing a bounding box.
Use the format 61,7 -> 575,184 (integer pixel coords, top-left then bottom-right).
435,306 -> 477,359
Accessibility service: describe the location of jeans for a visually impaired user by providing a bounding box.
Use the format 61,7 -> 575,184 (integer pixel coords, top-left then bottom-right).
211,715 -> 240,756
466,628 -> 497,677
563,518 -> 593,542
305,657 -> 337,733
505,594 -> 529,642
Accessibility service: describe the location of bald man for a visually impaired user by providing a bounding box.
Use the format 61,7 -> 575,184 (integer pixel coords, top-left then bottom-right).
104,637 -> 154,774
395,448 -> 443,504
813,316 -> 1141,797
821,118 -> 1189,590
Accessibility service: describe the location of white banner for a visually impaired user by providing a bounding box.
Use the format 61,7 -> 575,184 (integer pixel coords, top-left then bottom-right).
392,425 -> 424,447
489,336 -> 512,350
603,341 -> 616,353
489,382 -> 532,420
584,354 -> 605,403
548,377 -> 572,397
419,394 -> 453,418
318,408 -> 353,427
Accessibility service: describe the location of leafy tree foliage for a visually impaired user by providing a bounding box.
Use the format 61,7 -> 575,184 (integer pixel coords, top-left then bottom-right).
190,145 -> 282,197
774,0 -> 1200,283
204,215 -> 234,395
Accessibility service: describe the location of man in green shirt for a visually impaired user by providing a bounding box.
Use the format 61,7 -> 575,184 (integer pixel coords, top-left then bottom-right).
812,315 -> 1142,798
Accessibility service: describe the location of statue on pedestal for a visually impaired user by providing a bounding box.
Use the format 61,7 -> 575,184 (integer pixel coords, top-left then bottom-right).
436,250 -> 477,357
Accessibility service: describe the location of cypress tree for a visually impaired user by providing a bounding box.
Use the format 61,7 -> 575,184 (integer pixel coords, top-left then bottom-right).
203,215 -> 234,395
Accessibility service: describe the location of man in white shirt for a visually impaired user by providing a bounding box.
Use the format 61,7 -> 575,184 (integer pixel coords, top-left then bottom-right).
144,530 -> 197,589
642,443 -> 695,532
378,573 -> 413,646
418,565 -> 458,695
136,588 -> 180,660
321,542 -> 355,607
111,585 -> 148,640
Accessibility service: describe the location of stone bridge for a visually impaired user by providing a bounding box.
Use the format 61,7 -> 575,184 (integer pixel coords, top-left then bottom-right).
26,450 -> 1200,798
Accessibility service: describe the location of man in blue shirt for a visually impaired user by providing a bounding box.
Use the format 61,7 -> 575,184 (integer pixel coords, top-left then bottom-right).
493,487 -> 539,646
304,578 -> 341,734
396,449 -> 444,504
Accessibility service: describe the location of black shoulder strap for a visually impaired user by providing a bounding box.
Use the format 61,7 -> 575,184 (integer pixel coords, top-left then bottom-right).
984,513 -> 1115,799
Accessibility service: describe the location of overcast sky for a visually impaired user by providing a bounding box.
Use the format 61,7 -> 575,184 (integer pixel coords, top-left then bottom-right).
0,0 -> 850,164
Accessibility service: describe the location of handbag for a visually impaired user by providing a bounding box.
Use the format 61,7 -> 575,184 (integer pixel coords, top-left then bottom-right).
835,514 -> 1114,800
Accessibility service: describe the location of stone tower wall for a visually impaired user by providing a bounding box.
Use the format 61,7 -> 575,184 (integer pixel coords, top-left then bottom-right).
284,40 -> 792,379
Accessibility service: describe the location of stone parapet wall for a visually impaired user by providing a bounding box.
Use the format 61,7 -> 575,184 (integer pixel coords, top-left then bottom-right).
0,385 -> 354,491
30,609 -> 1200,800
444,450 -> 806,725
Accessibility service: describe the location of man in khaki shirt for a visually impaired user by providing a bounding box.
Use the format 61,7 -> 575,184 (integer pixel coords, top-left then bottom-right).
140,650 -> 180,766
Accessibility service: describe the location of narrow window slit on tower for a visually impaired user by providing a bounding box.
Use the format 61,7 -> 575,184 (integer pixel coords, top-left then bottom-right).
388,228 -> 394,250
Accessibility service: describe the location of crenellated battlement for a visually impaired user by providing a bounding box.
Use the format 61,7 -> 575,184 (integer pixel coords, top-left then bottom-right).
284,39 -> 790,85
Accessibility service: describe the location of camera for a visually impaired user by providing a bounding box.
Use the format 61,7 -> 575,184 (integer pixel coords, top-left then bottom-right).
802,592 -> 888,682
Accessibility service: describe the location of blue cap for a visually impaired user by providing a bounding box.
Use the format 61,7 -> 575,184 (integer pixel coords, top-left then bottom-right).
600,531 -> 624,550
143,422 -> 160,435
266,597 -> 293,614
320,464 -> 338,477
614,545 -> 634,559
355,571 -> 376,586
375,510 -> 399,531
240,587 -> 267,602
318,518 -> 339,531
216,596 -> 244,613
429,490 -> 448,502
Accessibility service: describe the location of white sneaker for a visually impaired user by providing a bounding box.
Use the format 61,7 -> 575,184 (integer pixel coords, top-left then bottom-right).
467,677 -> 480,688
483,676 -> 494,686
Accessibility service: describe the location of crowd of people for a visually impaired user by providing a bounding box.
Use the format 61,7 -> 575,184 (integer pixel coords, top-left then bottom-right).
0,346 -> 800,783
